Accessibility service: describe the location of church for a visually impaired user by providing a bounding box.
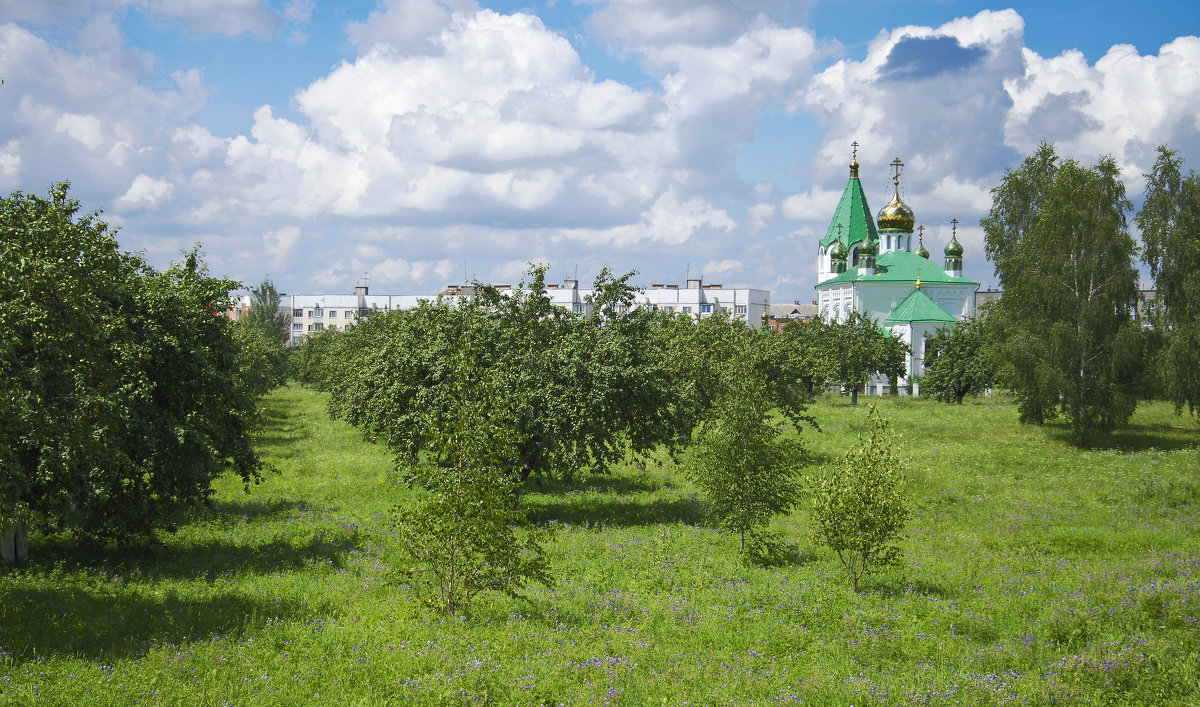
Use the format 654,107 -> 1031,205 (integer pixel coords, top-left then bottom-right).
815,145 -> 979,395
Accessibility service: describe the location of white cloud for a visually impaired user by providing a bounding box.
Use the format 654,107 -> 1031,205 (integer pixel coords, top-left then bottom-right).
115,174 -> 174,208
746,202 -> 775,235
781,186 -> 840,220
701,258 -> 743,277
55,113 -> 105,150
559,189 -> 734,247
1005,37 -> 1200,176
262,225 -> 302,269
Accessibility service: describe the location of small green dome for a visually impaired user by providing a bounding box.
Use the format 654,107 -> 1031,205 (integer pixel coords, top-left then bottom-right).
830,240 -> 848,260
916,241 -> 930,259
945,235 -> 963,257
859,236 -> 878,257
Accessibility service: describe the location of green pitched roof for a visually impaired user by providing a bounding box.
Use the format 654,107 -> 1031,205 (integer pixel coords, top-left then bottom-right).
884,289 -> 957,324
820,171 -> 880,250
817,250 -> 979,287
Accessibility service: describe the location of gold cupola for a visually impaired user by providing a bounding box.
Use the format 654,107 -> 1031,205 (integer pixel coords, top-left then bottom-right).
876,157 -> 915,232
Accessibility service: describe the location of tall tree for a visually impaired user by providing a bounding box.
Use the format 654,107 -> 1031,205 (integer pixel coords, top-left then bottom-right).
1136,146 -> 1200,414
982,144 -> 1142,442
234,279 -> 291,398
243,279 -> 292,346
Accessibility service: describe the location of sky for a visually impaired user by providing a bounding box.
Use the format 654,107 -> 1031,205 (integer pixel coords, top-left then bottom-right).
2,0 -> 1199,303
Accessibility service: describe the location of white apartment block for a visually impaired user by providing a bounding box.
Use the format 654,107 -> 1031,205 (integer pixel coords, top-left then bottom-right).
283,279 -> 769,345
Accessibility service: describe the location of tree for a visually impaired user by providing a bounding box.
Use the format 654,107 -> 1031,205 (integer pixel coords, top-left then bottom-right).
922,317 -> 994,404
810,404 -> 908,592
821,312 -> 909,404
392,299 -> 552,614
318,265 -> 686,490
0,183 -> 263,547
243,279 -> 291,345
686,334 -> 804,557
982,143 -> 1142,442
1136,146 -> 1200,414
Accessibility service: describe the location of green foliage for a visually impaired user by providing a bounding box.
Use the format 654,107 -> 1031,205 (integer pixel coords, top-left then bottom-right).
808,312 -> 909,404
1136,146 -> 1200,415
810,404 -> 909,591
982,142 -> 1142,441
685,335 -> 804,558
243,280 -> 291,346
232,279 -> 290,399
392,301 -> 552,615
922,316 -> 994,404
0,183 -> 262,542
313,265 -> 685,484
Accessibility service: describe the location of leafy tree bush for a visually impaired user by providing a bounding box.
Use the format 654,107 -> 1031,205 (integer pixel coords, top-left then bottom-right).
0,183 -> 263,545
982,142 -> 1142,441
317,266 -> 686,487
815,312 -> 909,404
686,334 -> 804,558
810,405 -> 909,592
392,300 -> 552,614
922,317 -> 994,404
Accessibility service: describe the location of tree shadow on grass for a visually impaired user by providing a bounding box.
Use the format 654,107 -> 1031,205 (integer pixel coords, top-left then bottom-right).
867,575 -> 958,599
0,582 -> 316,664
253,395 -> 309,450
21,515 -> 363,583
192,496 -> 315,524
1045,420 -> 1199,452
525,495 -> 704,527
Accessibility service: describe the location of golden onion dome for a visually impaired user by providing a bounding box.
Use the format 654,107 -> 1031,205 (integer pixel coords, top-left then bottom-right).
877,191 -> 915,231
830,240 -> 848,260
915,240 -> 930,259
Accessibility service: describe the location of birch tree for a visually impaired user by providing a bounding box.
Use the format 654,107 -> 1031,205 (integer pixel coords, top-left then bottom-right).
982,144 -> 1142,442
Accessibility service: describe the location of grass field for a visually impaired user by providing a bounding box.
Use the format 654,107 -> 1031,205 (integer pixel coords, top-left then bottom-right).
2,385 -> 1198,705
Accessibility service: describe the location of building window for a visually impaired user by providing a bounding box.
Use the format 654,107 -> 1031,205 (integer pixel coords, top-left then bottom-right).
312,308 -> 323,317
682,306 -> 692,314
329,310 -> 337,318
735,305 -> 747,314
293,323 -> 302,331
700,304 -> 713,314
293,309 -> 302,317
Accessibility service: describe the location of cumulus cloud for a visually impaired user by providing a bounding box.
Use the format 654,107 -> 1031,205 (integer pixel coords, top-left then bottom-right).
702,258 -> 743,277
115,174 -> 174,209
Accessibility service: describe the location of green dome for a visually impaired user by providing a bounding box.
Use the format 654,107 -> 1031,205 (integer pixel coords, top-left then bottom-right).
945,235 -> 963,257
859,236 -> 878,257
916,241 -> 930,259
830,240 -> 848,260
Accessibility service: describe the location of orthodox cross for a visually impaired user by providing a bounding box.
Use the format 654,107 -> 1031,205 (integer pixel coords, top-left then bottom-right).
851,140 -> 859,161
917,224 -> 925,240
951,218 -> 959,237
890,157 -> 904,189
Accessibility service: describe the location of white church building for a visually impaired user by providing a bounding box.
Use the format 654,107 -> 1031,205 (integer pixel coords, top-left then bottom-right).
815,148 -> 979,395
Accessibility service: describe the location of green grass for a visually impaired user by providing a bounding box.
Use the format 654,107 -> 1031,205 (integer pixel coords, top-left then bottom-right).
2,385 -> 1199,704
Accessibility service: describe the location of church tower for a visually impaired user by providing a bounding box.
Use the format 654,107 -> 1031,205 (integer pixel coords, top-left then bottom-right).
817,142 -> 880,284
944,218 -> 964,277
876,157 -> 915,254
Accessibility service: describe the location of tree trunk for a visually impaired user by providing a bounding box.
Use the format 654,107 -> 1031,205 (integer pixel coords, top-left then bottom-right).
850,387 -> 859,406
1,521 -> 28,567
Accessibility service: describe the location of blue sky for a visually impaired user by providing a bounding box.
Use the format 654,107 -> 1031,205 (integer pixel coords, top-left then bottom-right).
2,0 -> 1198,302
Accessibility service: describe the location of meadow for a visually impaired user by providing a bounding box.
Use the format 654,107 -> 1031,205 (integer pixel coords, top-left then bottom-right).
1,385 -> 1198,705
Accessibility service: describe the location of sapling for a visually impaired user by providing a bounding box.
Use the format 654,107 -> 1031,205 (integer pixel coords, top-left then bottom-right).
811,404 -> 909,591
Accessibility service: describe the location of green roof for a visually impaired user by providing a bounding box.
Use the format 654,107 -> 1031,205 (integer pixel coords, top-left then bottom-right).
817,250 -> 979,287
820,171 -> 879,251
884,289 -> 957,324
